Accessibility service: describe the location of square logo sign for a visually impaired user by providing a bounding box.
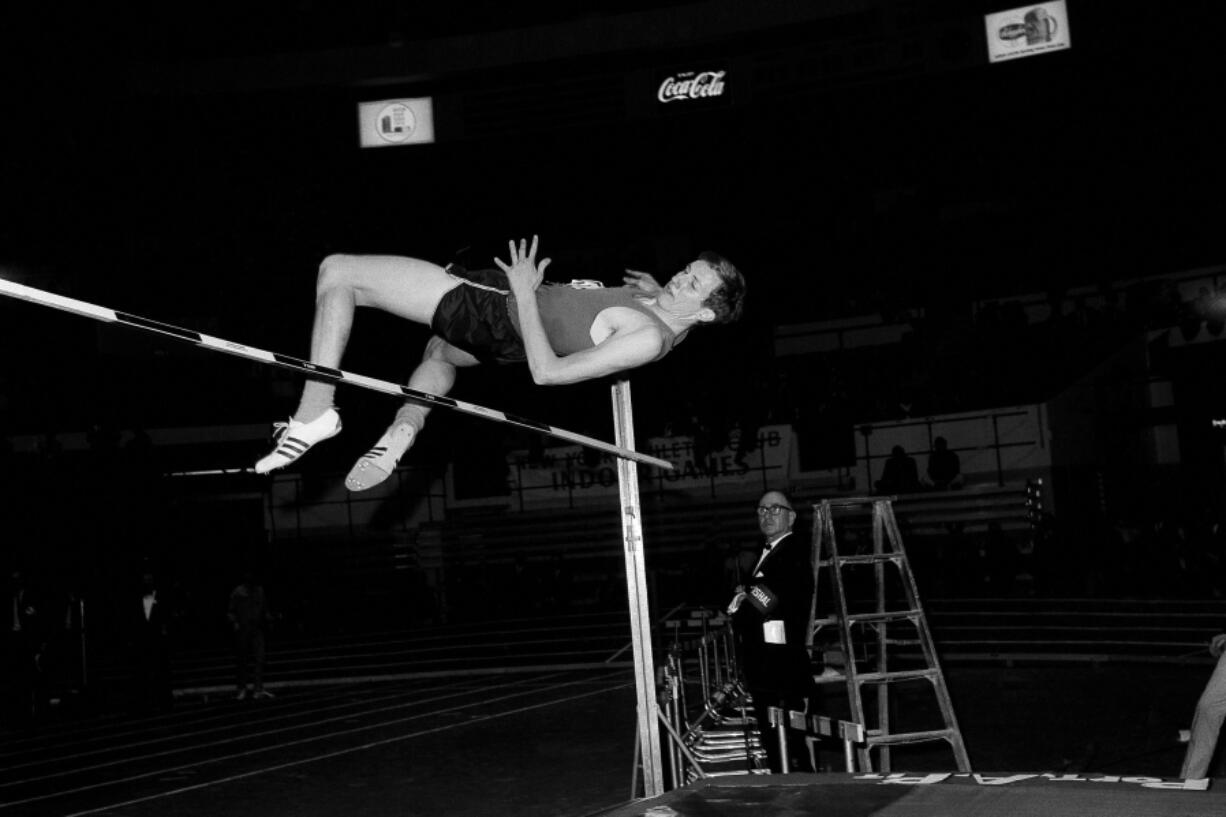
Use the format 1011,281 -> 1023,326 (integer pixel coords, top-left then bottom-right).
985,1 -> 1071,63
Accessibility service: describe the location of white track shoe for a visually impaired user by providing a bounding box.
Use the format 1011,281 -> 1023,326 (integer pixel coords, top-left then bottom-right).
344,423 -> 417,492
254,408 -> 342,474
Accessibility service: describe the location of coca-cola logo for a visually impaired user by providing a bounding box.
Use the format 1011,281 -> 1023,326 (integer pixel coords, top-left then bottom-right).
657,70 -> 727,104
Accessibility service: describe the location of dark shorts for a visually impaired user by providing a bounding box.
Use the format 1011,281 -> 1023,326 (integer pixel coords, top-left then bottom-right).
431,264 -> 527,364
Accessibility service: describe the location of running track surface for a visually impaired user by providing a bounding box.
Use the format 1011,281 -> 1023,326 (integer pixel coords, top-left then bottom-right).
0,670 -> 639,817
3,611 -> 1224,816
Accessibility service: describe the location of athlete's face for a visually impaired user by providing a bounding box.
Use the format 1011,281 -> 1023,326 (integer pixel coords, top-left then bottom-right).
659,259 -> 721,320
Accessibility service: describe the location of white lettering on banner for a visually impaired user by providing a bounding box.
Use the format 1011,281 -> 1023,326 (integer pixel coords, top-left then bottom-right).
872,774 -> 953,785
506,426 -> 790,508
856,773 -> 1210,790
972,774 -> 1038,786
657,70 -> 727,103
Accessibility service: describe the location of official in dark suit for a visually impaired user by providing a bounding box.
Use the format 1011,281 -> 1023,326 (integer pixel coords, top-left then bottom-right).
727,490 -> 816,772
132,572 -> 173,712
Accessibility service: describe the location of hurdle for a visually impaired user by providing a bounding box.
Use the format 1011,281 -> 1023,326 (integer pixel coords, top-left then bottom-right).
0,277 -> 674,470
768,706 -> 867,773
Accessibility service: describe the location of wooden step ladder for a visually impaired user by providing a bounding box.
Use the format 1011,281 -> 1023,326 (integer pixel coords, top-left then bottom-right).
809,496 -> 971,773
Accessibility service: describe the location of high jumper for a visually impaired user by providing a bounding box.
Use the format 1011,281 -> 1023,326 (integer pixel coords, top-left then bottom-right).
255,236 -> 746,490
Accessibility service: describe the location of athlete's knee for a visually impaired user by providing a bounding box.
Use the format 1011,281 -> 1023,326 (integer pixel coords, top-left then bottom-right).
422,335 -> 453,363
316,254 -> 356,296
423,336 -> 479,367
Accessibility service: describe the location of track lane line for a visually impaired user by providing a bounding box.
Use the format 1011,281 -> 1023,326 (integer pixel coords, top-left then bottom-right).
0,672 -> 628,810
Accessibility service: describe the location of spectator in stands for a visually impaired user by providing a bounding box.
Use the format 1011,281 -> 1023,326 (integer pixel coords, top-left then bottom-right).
4,568 -> 44,728
131,570 -> 174,712
1181,631 -> 1226,779
926,436 -> 962,490
726,490 -> 817,773
876,445 -> 920,494
229,571 -> 274,701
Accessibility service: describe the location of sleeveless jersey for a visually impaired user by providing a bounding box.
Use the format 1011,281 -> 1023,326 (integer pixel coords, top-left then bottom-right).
510,284 -> 684,361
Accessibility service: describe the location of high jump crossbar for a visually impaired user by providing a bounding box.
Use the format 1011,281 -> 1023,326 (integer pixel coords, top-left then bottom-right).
0,277 -> 675,470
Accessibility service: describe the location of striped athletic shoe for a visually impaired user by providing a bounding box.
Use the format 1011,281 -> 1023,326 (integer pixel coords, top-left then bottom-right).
344,423 -> 416,491
254,408 -> 342,473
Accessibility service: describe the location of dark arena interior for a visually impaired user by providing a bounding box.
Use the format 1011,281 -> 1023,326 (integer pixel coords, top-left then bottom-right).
3,2 -> 1226,815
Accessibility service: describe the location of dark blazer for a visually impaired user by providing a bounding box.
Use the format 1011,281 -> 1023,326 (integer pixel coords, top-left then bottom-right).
133,592 -> 171,651
732,530 -> 816,698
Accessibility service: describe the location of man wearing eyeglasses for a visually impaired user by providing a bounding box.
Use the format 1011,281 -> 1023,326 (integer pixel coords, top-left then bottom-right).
727,490 -> 817,773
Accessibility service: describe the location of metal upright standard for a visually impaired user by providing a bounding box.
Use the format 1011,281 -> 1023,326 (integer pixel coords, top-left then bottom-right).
810,497 -> 971,773
613,380 -> 664,797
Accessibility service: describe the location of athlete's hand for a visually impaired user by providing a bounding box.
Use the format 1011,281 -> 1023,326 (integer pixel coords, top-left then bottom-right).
623,269 -> 662,296
496,235 -> 551,294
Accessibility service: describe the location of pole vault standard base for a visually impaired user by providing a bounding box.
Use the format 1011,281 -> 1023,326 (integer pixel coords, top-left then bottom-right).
613,380 -> 664,798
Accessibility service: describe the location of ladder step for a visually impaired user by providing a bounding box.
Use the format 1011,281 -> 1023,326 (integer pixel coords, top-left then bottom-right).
853,668 -> 939,683
822,496 -> 894,507
866,728 -> 958,747
825,554 -> 903,565
813,496 -> 970,772
844,610 -> 921,624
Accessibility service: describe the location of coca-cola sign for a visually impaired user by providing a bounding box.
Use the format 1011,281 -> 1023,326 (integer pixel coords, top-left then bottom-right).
657,70 -> 727,104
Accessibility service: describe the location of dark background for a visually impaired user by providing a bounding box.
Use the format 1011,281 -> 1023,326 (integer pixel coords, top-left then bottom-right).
1,6 -> 1226,754
1,1 -> 1225,584
2,2 -> 1222,427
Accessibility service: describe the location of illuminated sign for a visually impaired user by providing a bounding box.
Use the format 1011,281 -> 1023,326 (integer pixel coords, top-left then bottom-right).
356,97 -> 435,148
985,1 -> 1071,63
656,70 -> 728,104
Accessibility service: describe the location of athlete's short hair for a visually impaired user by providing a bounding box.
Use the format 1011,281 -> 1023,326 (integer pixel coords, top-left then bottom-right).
698,250 -> 746,324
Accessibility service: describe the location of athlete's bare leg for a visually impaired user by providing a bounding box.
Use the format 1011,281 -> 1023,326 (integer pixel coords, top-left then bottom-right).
294,254 -> 462,422
345,337 -> 480,491
256,255 -> 463,474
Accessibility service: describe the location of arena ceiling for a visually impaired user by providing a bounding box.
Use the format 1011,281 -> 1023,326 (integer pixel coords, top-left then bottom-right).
1,1 -> 1224,316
